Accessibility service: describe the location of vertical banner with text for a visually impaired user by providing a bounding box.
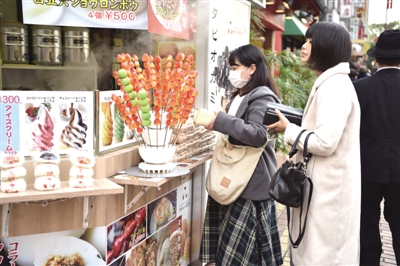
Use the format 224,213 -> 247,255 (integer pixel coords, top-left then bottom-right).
206,0 -> 251,111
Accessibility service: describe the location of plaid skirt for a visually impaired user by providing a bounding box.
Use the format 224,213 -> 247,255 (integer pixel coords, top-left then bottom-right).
200,196 -> 283,266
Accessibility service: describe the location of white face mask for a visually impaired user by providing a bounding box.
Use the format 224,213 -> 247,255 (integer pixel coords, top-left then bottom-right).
228,68 -> 249,88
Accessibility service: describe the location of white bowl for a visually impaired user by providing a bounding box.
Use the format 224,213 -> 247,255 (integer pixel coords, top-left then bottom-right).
1,229 -> 85,265
34,236 -> 104,266
138,146 -> 176,164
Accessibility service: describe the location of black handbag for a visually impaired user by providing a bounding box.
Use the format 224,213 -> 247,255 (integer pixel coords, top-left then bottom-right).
269,129 -> 314,248
263,102 -> 303,126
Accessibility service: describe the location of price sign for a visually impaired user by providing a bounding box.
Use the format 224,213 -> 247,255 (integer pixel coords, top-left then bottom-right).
0,92 -> 22,152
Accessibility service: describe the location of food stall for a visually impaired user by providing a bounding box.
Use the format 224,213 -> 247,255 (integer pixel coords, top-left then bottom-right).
0,0 -> 251,265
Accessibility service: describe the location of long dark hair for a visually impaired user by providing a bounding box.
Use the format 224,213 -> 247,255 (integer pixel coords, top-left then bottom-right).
228,44 -> 280,98
305,22 -> 352,72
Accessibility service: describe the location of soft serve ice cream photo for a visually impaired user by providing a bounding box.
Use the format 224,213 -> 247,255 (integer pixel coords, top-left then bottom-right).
25,103 -> 55,151
59,103 -> 88,149
19,91 -> 95,155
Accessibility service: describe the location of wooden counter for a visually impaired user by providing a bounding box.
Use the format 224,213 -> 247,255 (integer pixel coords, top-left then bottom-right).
108,152 -> 212,214
0,148 -> 212,237
0,179 -> 123,205
110,152 -> 212,187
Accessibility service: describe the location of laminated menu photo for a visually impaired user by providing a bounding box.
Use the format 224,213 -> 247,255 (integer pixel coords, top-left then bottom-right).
97,90 -> 139,153
0,91 -> 95,156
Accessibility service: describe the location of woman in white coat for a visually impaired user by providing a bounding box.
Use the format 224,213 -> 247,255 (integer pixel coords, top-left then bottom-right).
267,22 -> 361,265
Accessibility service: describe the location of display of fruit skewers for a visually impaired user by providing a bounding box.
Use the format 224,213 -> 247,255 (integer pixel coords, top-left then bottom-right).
111,52 -> 198,148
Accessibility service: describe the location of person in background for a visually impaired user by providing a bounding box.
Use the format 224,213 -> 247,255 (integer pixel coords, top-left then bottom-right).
267,22 -> 361,265
353,29 -> 400,266
358,66 -> 371,79
348,61 -> 359,81
199,44 -> 283,266
349,68 -> 359,81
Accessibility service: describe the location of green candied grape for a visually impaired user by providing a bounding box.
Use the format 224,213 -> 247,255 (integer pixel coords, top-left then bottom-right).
142,119 -> 151,127
121,77 -> 131,86
123,84 -> 133,93
130,99 -> 139,106
137,89 -> 148,100
139,98 -> 148,106
118,68 -> 128,78
114,105 -> 125,142
128,91 -> 136,100
140,104 -> 150,113
141,112 -> 151,120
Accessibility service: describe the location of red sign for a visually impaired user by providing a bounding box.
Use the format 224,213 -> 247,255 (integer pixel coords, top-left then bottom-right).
147,0 -> 190,40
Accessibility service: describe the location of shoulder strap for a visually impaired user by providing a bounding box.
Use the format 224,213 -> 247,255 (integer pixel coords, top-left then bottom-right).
287,177 -> 313,248
287,131 -> 315,248
303,132 -> 314,163
288,129 -> 307,158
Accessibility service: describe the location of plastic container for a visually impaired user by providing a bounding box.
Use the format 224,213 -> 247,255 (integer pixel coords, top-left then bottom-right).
193,108 -> 215,126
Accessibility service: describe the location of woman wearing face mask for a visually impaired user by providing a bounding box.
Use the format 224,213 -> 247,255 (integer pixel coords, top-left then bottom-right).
199,44 -> 283,266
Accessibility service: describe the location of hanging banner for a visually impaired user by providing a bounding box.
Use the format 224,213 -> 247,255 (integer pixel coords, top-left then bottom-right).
21,0 -> 148,29
206,0 -> 251,111
147,0 -> 190,40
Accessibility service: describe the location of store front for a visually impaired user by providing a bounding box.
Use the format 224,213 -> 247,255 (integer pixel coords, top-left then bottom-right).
0,1 -> 256,265
282,15 -> 308,52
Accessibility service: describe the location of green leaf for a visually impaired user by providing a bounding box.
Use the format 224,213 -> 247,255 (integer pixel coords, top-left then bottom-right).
263,49 -> 317,154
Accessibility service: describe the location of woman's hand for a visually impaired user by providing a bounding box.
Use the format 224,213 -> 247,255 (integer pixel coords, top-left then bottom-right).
266,109 -> 290,132
205,111 -> 219,130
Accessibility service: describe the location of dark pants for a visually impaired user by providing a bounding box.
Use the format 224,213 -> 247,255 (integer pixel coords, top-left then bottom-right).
360,183 -> 400,265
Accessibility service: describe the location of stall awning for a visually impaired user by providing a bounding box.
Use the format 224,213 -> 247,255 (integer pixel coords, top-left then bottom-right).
283,16 -> 308,36
290,0 -> 328,16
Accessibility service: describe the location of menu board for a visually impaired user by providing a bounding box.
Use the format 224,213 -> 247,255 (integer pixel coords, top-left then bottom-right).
21,0 -> 148,30
0,91 -> 95,156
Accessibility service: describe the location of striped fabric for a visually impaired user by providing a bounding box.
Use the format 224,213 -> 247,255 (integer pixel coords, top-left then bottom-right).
200,196 -> 283,266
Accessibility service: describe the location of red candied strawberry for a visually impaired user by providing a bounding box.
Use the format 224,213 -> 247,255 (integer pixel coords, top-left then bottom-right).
25,106 -> 38,117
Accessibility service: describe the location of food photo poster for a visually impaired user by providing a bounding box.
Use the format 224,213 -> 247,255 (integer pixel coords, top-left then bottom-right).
0,91 -> 94,156
0,227 -> 107,266
148,0 -> 190,40
98,90 -> 138,153
106,180 -> 192,266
